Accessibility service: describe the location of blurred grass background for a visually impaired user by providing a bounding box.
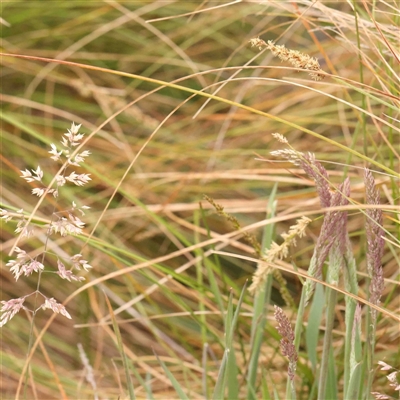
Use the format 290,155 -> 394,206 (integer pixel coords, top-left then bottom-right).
1,1 -> 399,399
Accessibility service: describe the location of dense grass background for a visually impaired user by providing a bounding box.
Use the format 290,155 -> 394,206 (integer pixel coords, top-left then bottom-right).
1,1 -> 399,399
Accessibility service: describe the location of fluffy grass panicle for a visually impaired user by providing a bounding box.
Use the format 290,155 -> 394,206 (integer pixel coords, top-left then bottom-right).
274,305 -> 298,382
250,37 -> 326,81
371,361 -> 400,400
248,215 -> 311,294
0,122 -> 92,327
364,169 -> 385,317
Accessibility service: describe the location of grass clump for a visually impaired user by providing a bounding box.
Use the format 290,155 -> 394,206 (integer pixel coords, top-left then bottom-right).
1,1 -> 399,399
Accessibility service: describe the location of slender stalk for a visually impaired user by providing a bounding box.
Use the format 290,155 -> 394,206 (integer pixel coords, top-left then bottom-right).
247,194 -> 276,400
365,311 -> 375,398
352,0 -> 367,157
343,236 -> 359,398
317,286 -> 337,400
247,277 -> 272,400
318,238 -> 343,400
294,289 -> 306,352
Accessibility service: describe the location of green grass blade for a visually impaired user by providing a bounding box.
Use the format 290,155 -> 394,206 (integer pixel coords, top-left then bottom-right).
261,371 -> 272,400
226,345 -> 239,400
247,185 -> 277,400
325,346 -> 338,400
227,282 -> 248,399
154,353 -> 190,400
1,112 -> 53,145
212,349 -> 229,400
306,284 -> 324,371
104,294 -> 135,400
129,365 -> 155,400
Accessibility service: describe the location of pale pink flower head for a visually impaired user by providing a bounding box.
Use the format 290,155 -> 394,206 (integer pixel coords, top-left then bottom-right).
20,166 -> 43,183
0,297 -> 27,327
57,260 -> 85,282
41,298 -> 71,319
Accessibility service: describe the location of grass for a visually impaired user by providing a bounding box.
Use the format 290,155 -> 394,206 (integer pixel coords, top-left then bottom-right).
1,1 -> 399,399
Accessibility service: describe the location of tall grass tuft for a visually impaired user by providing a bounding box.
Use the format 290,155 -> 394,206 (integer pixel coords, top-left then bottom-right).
1,1 -> 399,399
